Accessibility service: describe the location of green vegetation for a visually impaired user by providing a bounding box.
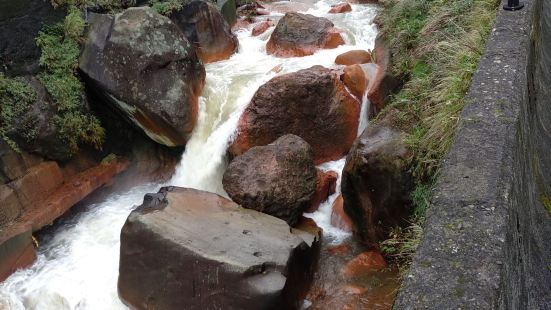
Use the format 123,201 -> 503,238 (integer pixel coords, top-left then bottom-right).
540,193 -> 551,216
51,0 -> 134,12
37,2 -> 104,155
376,0 -> 499,268
0,75 -> 38,150
149,0 -> 183,14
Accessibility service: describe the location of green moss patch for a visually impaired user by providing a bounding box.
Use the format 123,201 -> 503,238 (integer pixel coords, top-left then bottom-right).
36,2 -> 104,155
0,75 -> 38,150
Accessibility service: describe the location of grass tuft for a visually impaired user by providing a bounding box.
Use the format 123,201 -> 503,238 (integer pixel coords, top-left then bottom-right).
376,0 -> 499,264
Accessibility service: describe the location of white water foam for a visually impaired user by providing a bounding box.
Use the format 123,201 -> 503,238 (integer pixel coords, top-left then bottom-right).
0,2 -> 378,308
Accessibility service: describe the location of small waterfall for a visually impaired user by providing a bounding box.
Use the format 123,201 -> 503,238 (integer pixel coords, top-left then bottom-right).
0,1 -> 379,308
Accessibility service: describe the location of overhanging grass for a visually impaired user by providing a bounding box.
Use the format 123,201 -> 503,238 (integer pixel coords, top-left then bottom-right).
375,0 -> 499,267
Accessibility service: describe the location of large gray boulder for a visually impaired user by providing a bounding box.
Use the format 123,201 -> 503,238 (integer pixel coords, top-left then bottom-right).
223,135 -> 317,226
118,187 -> 320,310
79,7 -> 205,147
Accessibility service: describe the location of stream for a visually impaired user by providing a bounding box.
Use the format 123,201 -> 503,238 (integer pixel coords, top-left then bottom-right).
0,1 -> 379,308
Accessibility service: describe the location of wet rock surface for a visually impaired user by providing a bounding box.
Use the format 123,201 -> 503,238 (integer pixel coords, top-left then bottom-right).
118,187 -> 320,310
266,13 -> 344,57
335,49 -> 372,66
330,195 -> 355,232
224,135 -> 317,226
168,0 -> 238,63
79,7 -> 205,147
341,121 -> 412,244
309,169 -> 338,212
229,65 -> 360,164
367,35 -> 402,117
341,64 -> 369,101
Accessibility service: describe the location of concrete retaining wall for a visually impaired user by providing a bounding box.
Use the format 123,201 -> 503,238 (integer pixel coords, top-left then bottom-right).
395,0 -> 551,308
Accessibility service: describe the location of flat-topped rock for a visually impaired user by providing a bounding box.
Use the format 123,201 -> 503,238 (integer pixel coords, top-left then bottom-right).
118,187 -> 321,310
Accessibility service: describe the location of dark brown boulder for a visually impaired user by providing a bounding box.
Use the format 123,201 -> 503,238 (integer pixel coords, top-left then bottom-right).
223,134 -> 317,226
118,187 -> 321,310
341,121 -> 412,244
308,169 -> 338,212
335,49 -> 372,66
229,66 -> 360,164
168,0 -> 238,63
266,13 -> 344,57
79,7 -> 205,147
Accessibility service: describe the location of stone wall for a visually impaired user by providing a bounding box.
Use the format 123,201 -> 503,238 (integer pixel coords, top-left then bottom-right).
395,0 -> 551,308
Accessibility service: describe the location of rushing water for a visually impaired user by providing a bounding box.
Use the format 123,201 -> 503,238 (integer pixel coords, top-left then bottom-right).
0,2 -> 378,308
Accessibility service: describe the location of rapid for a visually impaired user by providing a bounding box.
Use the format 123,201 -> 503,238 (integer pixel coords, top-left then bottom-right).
0,1 -> 378,308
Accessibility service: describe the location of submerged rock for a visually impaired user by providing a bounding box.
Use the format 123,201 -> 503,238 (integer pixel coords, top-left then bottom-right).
266,13 -> 344,57
340,251 -> 388,278
328,3 -> 352,14
118,187 -> 320,310
341,121 -> 412,244
223,135 -> 317,226
229,66 -> 360,164
168,0 -> 238,63
79,7 -> 205,147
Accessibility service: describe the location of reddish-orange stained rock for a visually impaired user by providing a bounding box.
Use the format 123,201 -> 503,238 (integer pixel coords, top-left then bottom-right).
251,20 -> 274,36
266,13 -> 345,58
341,64 -> 369,101
367,37 -> 402,117
331,195 -> 356,232
340,251 -> 388,277
347,0 -> 378,3
308,169 -> 338,212
229,66 -> 359,164
326,243 -> 352,256
329,3 -> 352,13
335,50 -> 372,65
